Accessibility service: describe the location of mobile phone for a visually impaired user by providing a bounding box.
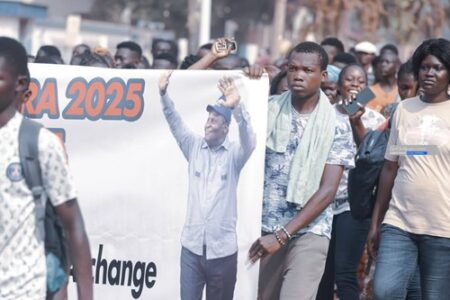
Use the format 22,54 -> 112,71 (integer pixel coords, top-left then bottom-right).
225,39 -> 237,51
343,87 -> 376,115
215,39 -> 237,52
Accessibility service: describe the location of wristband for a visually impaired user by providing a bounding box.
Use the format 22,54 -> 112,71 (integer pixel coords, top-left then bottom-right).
274,229 -> 286,246
273,225 -> 289,246
279,225 -> 292,241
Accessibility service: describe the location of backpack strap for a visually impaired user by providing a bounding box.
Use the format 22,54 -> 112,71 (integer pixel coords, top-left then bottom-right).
19,117 -> 46,226
19,118 -> 69,294
19,117 -> 44,197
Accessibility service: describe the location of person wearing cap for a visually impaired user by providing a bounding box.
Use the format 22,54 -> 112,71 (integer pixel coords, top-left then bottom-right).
321,64 -> 341,104
158,71 -> 256,300
354,41 -> 378,85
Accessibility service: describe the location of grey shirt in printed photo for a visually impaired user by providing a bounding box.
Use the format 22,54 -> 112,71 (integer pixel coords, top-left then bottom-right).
161,94 -> 256,259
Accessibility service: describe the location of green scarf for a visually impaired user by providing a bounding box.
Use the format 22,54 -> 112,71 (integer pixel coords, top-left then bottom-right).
267,90 -> 336,208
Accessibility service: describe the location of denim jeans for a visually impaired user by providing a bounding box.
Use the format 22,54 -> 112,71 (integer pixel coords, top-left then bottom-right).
180,246 -> 237,300
373,224 -> 450,300
406,267 -> 422,300
316,211 -> 371,300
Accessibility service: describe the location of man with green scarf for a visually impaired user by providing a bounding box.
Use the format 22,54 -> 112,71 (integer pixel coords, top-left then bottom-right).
248,42 -> 355,300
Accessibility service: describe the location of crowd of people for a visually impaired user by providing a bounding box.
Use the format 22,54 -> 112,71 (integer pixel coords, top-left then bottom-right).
1,33 -> 450,300
27,38 -> 246,71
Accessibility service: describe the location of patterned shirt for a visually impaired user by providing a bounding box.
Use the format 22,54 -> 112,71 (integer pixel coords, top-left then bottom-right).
161,94 -> 256,259
332,107 -> 385,214
0,113 -> 76,300
262,105 -> 355,239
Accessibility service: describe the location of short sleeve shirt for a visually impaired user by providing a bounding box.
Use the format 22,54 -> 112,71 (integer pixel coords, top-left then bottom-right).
0,113 -> 77,300
383,97 -> 450,238
262,106 -> 355,239
332,107 -> 385,214
367,83 -> 399,112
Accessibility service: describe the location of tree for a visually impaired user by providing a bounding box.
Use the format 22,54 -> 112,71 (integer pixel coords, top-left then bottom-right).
87,0 -> 450,57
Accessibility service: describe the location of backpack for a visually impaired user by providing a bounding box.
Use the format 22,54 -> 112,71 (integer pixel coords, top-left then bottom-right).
18,117 -> 69,298
348,129 -> 389,220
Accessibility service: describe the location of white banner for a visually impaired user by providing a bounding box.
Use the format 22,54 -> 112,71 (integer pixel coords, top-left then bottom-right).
26,64 -> 269,300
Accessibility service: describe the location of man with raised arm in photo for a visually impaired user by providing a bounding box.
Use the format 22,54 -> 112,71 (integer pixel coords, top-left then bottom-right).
158,71 -> 256,300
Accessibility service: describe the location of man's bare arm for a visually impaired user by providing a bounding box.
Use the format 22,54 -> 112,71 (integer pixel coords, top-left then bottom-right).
249,164 -> 343,262
367,160 -> 398,259
56,199 -> 93,300
188,38 -> 233,70
284,164 -> 343,234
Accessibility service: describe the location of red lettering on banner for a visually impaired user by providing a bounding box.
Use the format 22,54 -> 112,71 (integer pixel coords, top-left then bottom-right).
63,77 -> 87,119
62,77 -> 144,121
104,80 -> 125,119
48,128 -> 66,144
85,79 -> 107,120
21,80 -> 39,115
22,77 -> 144,121
123,79 -> 145,121
22,78 -> 60,119
36,80 -> 59,117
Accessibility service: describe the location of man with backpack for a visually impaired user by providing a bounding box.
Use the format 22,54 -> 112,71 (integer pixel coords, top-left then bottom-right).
0,37 -> 93,299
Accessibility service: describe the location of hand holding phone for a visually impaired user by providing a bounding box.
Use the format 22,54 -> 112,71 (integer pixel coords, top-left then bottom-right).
214,38 -> 237,54
343,87 -> 375,115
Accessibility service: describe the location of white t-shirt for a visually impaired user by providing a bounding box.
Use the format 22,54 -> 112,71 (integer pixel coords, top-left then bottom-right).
384,97 -> 450,238
0,113 -> 77,300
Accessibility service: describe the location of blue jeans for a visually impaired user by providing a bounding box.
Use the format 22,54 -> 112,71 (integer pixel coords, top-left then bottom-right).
316,211 -> 370,300
180,246 -> 237,300
374,224 -> 450,300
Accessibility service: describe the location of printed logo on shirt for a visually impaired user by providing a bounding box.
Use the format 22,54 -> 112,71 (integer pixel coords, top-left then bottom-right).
404,115 -> 450,147
6,163 -> 23,182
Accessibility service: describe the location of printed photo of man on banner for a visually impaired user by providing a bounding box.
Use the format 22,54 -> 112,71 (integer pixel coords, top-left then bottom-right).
159,71 -> 256,300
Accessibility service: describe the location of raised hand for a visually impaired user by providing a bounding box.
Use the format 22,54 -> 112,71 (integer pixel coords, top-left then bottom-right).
340,92 -> 366,121
349,102 -> 366,122
217,77 -> 240,109
158,70 -> 174,96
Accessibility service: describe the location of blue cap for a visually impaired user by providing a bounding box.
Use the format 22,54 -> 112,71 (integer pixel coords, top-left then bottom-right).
327,64 -> 341,83
206,104 -> 232,124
